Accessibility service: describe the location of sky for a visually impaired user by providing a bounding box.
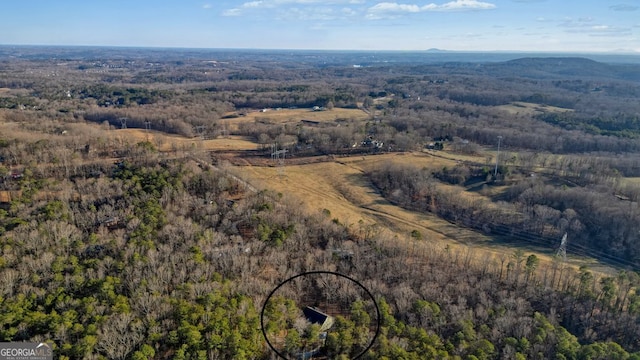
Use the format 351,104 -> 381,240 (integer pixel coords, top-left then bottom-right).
1,0 -> 639,53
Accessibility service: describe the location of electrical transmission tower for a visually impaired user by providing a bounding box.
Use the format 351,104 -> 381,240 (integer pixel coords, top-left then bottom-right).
271,143 -> 287,178
494,135 -> 503,178
194,125 -> 206,140
144,120 -> 151,141
222,121 -> 229,139
556,232 -> 568,261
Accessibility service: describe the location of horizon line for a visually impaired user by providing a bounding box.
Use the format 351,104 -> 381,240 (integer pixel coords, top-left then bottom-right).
1,43 -> 639,55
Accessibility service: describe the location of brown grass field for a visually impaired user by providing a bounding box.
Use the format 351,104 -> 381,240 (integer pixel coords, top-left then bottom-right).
230,151 -> 614,275
0,114 -> 615,275
621,177 -> 640,186
495,101 -> 574,116
116,107 -> 367,151
223,107 -> 370,130
115,129 -> 259,152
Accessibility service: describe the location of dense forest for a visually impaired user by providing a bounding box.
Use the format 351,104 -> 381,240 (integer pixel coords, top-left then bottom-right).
2,47 -> 640,359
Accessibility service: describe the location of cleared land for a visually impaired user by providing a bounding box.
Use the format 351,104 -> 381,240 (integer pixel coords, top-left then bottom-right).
495,101 -> 574,116
224,107 -> 370,130
115,129 -> 259,151
101,121 -> 616,274
231,151 -> 614,275
1,114 -> 613,274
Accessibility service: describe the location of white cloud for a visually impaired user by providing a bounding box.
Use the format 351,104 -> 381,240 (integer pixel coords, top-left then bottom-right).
222,1 -> 266,16
202,4 -> 212,9
341,7 -> 358,16
559,18 -> 632,38
222,8 -> 242,16
222,0 -> 366,17
276,7 -> 342,21
433,0 -> 496,11
610,4 -> 638,12
224,0 -> 496,21
559,17 -> 596,29
588,25 -> 633,37
243,1 -> 265,8
464,32 -> 484,38
369,3 -> 422,13
366,0 -> 495,19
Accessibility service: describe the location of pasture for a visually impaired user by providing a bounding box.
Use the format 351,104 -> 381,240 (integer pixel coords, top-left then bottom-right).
495,101 -> 574,116
230,151 -> 615,275
223,107 -> 370,130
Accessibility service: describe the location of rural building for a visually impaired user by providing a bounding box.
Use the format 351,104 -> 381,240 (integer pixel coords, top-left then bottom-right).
362,137 -> 384,149
300,119 -> 321,126
303,306 -> 334,332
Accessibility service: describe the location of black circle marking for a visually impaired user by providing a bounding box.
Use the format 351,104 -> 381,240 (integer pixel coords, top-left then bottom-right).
260,270 -> 381,360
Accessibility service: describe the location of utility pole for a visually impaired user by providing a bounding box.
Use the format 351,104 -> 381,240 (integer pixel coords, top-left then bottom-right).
194,125 -> 206,140
222,121 -> 229,138
144,120 -> 151,141
556,233 -> 568,262
494,135 -> 503,178
271,143 -> 287,178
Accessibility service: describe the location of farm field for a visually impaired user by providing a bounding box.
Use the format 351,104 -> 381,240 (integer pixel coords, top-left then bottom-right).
231,151 -> 615,275
0,118 -> 261,153
94,121 -> 618,275
116,129 -> 260,151
495,101 -> 574,116
0,114 -> 621,275
223,107 -> 370,130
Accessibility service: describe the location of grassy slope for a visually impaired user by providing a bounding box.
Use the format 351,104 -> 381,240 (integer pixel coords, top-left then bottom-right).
6,109 -> 611,276
231,151 -> 614,275
98,111 -> 616,276
495,101 -> 573,116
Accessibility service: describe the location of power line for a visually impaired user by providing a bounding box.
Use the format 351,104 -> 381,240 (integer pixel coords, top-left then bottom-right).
451,215 -> 640,270
556,233 -> 568,262
144,120 -> 151,141
271,143 -> 287,178
494,135 -> 503,178
400,201 -> 639,270
194,125 -> 206,140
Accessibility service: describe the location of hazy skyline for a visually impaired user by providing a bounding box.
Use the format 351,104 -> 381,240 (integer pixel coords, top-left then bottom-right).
1,0 -> 639,53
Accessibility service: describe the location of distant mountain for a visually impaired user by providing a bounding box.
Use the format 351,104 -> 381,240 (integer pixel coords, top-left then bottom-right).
484,57 -> 640,81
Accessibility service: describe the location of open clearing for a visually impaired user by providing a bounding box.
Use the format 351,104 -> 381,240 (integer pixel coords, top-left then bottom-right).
495,101 -> 574,116
621,177 -> 640,186
223,107 -> 370,130
231,151 -> 615,275
102,119 -> 616,275
3,114 -> 612,275
115,129 -> 259,151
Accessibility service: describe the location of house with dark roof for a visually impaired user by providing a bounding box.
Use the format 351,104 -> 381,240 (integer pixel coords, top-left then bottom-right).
303,306 -> 334,332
